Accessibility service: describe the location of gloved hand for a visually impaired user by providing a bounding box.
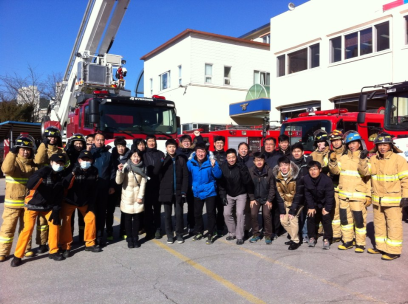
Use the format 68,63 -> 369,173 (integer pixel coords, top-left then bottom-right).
72,163 -> 82,176
360,150 -> 369,159
181,195 -> 186,204
222,198 -> 228,206
49,205 -> 61,225
329,152 -> 337,162
400,198 -> 408,208
10,146 -> 19,154
365,197 -> 372,208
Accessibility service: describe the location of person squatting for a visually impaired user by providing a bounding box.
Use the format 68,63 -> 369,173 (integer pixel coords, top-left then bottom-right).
1,129 -> 407,267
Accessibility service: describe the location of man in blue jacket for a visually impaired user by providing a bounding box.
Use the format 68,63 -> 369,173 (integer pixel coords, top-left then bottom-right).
90,133 -> 115,247
187,143 -> 222,245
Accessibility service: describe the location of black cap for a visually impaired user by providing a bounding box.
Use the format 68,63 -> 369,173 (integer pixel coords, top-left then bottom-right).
78,150 -> 93,160
50,154 -> 65,163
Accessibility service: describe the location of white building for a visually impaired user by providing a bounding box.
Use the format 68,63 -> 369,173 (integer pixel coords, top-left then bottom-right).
267,0 -> 408,123
141,29 -> 270,130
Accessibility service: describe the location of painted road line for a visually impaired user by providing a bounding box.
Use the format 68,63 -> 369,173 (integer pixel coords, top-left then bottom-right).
152,239 -> 266,304
220,239 -> 383,303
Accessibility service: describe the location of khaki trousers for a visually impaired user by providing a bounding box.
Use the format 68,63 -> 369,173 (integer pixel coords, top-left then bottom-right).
332,191 -> 341,238
373,204 -> 403,255
14,208 -> 60,258
280,206 -> 303,244
0,207 -> 31,256
60,203 -> 96,250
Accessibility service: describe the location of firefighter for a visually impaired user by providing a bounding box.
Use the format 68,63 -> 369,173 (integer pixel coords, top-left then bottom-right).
11,154 -> 67,267
329,131 -> 371,253
310,131 -> 330,173
33,126 -> 67,253
358,133 -> 408,260
329,130 -> 346,243
0,136 -> 37,262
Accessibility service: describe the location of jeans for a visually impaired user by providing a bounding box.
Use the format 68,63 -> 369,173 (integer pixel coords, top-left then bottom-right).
194,196 -> 216,236
163,196 -> 184,239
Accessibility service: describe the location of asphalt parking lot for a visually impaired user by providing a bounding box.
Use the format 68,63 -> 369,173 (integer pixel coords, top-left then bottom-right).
0,177 -> 407,304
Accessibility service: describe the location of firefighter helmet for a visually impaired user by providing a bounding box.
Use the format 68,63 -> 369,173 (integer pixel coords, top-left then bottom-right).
44,127 -> 61,138
15,136 -> 34,149
344,132 -> 362,144
374,133 -> 393,145
329,130 -> 343,141
314,132 -> 329,143
70,133 -> 86,143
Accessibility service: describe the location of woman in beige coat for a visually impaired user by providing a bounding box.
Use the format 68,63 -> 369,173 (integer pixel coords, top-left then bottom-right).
116,149 -> 148,248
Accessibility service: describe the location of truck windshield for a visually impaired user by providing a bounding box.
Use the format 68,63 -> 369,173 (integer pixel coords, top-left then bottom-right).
99,104 -> 177,135
385,93 -> 408,131
281,120 -> 331,152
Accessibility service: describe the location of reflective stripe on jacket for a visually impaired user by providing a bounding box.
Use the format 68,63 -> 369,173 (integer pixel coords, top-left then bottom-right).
329,150 -> 371,201
358,151 -> 408,207
1,152 -> 37,208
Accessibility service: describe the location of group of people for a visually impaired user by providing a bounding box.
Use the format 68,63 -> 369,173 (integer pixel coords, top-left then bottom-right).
0,127 -> 407,268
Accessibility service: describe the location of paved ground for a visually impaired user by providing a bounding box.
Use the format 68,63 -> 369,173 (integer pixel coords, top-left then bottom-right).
0,177 -> 408,304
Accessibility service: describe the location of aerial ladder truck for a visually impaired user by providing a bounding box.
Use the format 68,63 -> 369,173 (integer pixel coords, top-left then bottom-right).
43,0 -> 179,149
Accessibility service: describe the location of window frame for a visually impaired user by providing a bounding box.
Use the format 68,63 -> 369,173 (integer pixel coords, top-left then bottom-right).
277,43 -> 320,77
160,71 -> 170,91
254,70 -> 270,85
224,66 -> 232,85
205,63 -> 213,83
150,78 -> 153,96
178,65 -> 182,86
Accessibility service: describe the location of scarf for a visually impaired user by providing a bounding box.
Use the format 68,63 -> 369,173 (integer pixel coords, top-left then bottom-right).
126,159 -> 149,180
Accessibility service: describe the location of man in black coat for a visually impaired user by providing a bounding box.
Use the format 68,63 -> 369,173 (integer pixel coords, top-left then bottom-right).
213,135 -> 227,235
159,139 -> 189,244
144,135 -> 165,239
304,161 -> 334,250
278,134 -> 291,157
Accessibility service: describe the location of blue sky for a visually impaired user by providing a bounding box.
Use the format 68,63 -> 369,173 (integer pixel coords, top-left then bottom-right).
0,0 -> 308,96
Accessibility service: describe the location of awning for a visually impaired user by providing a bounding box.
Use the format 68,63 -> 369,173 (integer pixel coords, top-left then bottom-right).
230,98 -> 271,117
0,121 -> 41,140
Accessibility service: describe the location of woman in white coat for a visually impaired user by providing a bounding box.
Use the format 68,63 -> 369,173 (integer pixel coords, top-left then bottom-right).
116,149 -> 149,248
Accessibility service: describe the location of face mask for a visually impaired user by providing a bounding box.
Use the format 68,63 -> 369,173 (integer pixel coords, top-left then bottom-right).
80,161 -> 92,169
52,164 -> 64,172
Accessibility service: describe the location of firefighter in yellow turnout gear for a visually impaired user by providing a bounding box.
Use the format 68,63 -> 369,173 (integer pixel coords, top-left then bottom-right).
358,133 -> 408,261
0,136 -> 37,261
329,130 -> 346,243
33,126 -> 68,253
329,131 -> 371,253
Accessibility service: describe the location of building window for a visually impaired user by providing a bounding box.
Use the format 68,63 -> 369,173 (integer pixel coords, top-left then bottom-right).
254,71 -> 270,85
224,66 -> 231,85
205,64 -> 212,83
160,71 -> 170,91
309,43 -> 320,68
178,65 -> 182,85
262,34 -> 270,44
375,21 -> 389,52
345,32 -> 358,59
288,48 -> 307,74
150,78 -> 153,96
277,55 -> 285,77
360,28 -> 373,55
330,36 -> 342,63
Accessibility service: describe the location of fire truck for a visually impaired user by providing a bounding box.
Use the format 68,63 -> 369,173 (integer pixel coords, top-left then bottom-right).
43,0 -> 179,150
280,108 -> 385,154
180,125 -> 281,152
358,82 -> 408,161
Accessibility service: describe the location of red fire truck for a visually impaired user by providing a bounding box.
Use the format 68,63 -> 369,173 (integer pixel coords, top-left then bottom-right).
280,108 -> 385,153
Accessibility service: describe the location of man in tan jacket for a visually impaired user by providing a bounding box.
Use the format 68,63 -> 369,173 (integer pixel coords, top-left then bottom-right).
0,136 -> 37,261
358,133 -> 408,261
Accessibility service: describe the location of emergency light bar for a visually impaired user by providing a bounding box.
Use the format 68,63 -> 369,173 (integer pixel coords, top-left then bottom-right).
298,108 -> 348,117
152,95 -> 166,100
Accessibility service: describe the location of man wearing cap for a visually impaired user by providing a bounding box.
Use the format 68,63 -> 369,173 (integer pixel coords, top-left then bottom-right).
358,133 -> 408,260
329,131 -> 371,253
11,154 -> 67,267
0,136 -> 37,262
310,131 -> 330,174
60,150 -> 101,257
328,130 -> 346,243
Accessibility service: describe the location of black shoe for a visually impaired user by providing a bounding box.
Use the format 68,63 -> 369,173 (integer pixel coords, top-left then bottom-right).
236,239 -> 244,245
49,253 -> 65,261
155,229 -> 162,239
206,234 -> 215,245
134,241 -> 141,248
288,242 -> 300,250
128,239 -> 135,248
85,245 -> 102,252
10,257 -> 22,267
61,250 -> 70,258
37,244 -> 48,254
284,240 -> 293,245
96,238 -> 106,248
177,235 -> 184,244
167,237 -> 174,244
226,236 -> 236,241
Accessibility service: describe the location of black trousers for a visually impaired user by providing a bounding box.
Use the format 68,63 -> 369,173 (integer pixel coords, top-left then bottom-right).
144,187 -> 162,235
163,196 -> 184,239
95,183 -> 109,240
187,188 -> 195,230
106,190 -> 121,233
215,195 -> 225,231
307,207 -> 333,240
194,196 -> 216,236
271,202 -> 283,236
123,212 -> 142,241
